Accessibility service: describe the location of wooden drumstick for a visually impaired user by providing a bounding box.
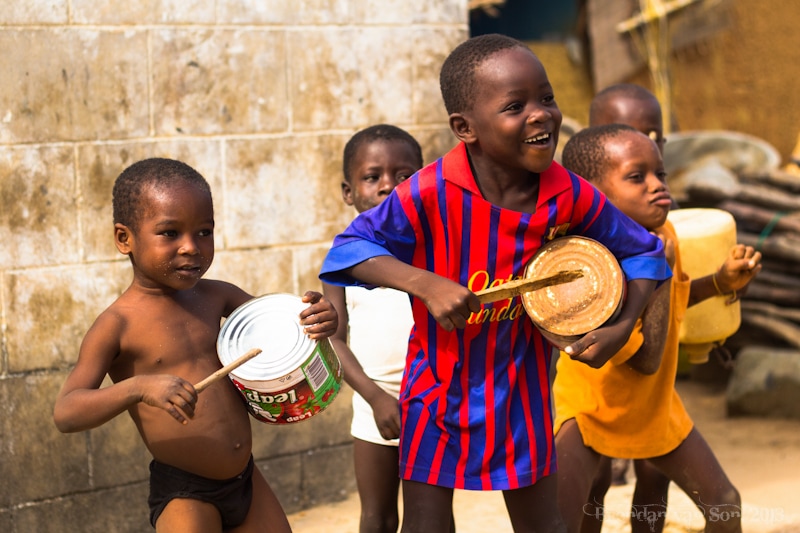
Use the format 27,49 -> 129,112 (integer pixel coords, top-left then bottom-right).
474,270 -> 584,304
194,348 -> 262,393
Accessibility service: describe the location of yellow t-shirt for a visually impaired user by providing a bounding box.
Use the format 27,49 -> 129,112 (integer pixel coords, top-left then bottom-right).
553,221 -> 694,458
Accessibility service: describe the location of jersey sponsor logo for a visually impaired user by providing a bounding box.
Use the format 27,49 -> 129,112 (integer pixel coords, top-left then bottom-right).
466,270 -> 528,324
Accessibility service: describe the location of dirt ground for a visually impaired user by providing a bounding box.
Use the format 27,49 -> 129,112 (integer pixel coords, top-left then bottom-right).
287,379 -> 800,532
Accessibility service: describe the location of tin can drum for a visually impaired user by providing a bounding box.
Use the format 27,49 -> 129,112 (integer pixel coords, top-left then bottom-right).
667,208 -> 740,364
217,293 -> 343,424
521,236 -> 625,349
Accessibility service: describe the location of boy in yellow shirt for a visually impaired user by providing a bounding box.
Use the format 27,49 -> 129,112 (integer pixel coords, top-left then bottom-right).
554,124 -> 761,533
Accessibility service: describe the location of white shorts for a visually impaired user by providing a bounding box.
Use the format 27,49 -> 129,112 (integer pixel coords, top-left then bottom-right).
350,382 -> 401,447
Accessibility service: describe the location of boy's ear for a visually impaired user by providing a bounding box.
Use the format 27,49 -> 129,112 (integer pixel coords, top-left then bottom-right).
449,113 -> 476,144
114,223 -> 132,255
341,180 -> 355,206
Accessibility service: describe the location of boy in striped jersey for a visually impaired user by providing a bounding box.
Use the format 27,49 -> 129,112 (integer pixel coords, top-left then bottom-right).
320,34 -> 671,532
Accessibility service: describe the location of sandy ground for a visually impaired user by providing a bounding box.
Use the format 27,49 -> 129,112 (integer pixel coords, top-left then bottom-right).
287,379 -> 800,532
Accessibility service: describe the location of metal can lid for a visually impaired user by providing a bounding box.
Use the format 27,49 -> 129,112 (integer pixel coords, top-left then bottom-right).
522,236 -> 624,336
217,293 -> 316,381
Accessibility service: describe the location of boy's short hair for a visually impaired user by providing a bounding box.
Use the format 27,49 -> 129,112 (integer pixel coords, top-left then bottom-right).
342,124 -> 423,182
440,33 -> 529,115
113,158 -> 211,230
589,83 -> 660,125
561,124 -> 638,183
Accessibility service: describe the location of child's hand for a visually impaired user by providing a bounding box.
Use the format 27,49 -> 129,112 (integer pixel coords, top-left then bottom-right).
371,391 -> 401,441
564,326 -> 628,368
299,291 -> 339,339
715,244 -> 762,303
651,229 -> 676,270
418,275 -> 482,331
138,375 -> 197,425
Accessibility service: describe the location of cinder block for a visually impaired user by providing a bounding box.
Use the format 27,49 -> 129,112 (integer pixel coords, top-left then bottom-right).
4,263 -> 129,371
71,0 -> 214,24
258,453 -> 303,514
293,246 -> 331,295
300,444 -> 356,508
223,135 -> 351,249
207,248 -> 295,298
411,0 -> 468,24
408,127 -> 459,166
151,29 -> 288,136
218,0 -> 349,24
0,145 -> 78,269
287,28 -> 414,131
76,140 -> 223,262
0,29 -> 149,143
12,483 -> 150,533
251,416 -> 323,459
0,373 -> 89,506
88,402 -> 151,489
350,0 -> 416,24
1,1 -> 68,25
411,27 -> 468,126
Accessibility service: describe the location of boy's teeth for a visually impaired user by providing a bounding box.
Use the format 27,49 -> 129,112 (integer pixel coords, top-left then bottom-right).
525,133 -> 550,143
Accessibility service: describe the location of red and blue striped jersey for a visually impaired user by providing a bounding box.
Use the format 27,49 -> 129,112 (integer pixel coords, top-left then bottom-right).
321,142 -> 670,490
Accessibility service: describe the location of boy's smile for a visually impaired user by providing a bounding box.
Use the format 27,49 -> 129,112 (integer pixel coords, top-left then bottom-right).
459,46 -> 562,178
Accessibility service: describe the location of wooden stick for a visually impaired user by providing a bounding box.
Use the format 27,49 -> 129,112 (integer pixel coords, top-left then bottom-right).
741,313 -> 800,349
740,168 -> 800,194
742,300 -> 800,324
738,232 -> 800,263
719,200 -> 800,234
194,348 -> 262,393
474,270 -> 584,304
687,180 -> 800,212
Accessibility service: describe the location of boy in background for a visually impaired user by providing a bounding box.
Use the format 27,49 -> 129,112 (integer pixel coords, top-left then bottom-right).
589,82 -> 670,490
325,125 -> 455,532
587,82 -> 674,514
555,125 -> 760,533
54,158 -> 338,532
590,83 -> 666,153
320,34 -> 670,532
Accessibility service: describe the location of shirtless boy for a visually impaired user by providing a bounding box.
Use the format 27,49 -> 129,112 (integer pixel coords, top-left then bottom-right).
53,158 -> 338,532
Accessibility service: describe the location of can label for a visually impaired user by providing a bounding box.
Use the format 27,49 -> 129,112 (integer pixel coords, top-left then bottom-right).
231,338 -> 342,424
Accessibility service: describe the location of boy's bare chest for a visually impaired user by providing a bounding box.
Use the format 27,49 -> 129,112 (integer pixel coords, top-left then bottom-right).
117,300 -> 223,374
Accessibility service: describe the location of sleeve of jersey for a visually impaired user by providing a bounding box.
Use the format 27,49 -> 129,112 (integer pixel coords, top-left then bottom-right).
571,176 -> 672,282
319,192 -> 417,287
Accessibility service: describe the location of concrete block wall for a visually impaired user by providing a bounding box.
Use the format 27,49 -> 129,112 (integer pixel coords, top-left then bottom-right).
0,1 -> 467,530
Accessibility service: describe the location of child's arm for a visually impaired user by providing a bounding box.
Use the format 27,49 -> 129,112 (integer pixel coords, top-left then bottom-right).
688,244 -> 762,307
347,255 -> 482,331
323,282 -> 401,440
624,281 -> 671,374
53,312 -> 198,433
625,227 -> 676,374
564,277 -> 657,369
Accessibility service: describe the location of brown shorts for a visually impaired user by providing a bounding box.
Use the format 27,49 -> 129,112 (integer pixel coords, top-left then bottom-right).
148,456 -> 254,529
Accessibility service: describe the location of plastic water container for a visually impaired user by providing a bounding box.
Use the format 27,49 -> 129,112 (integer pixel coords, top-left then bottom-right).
667,208 -> 740,363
